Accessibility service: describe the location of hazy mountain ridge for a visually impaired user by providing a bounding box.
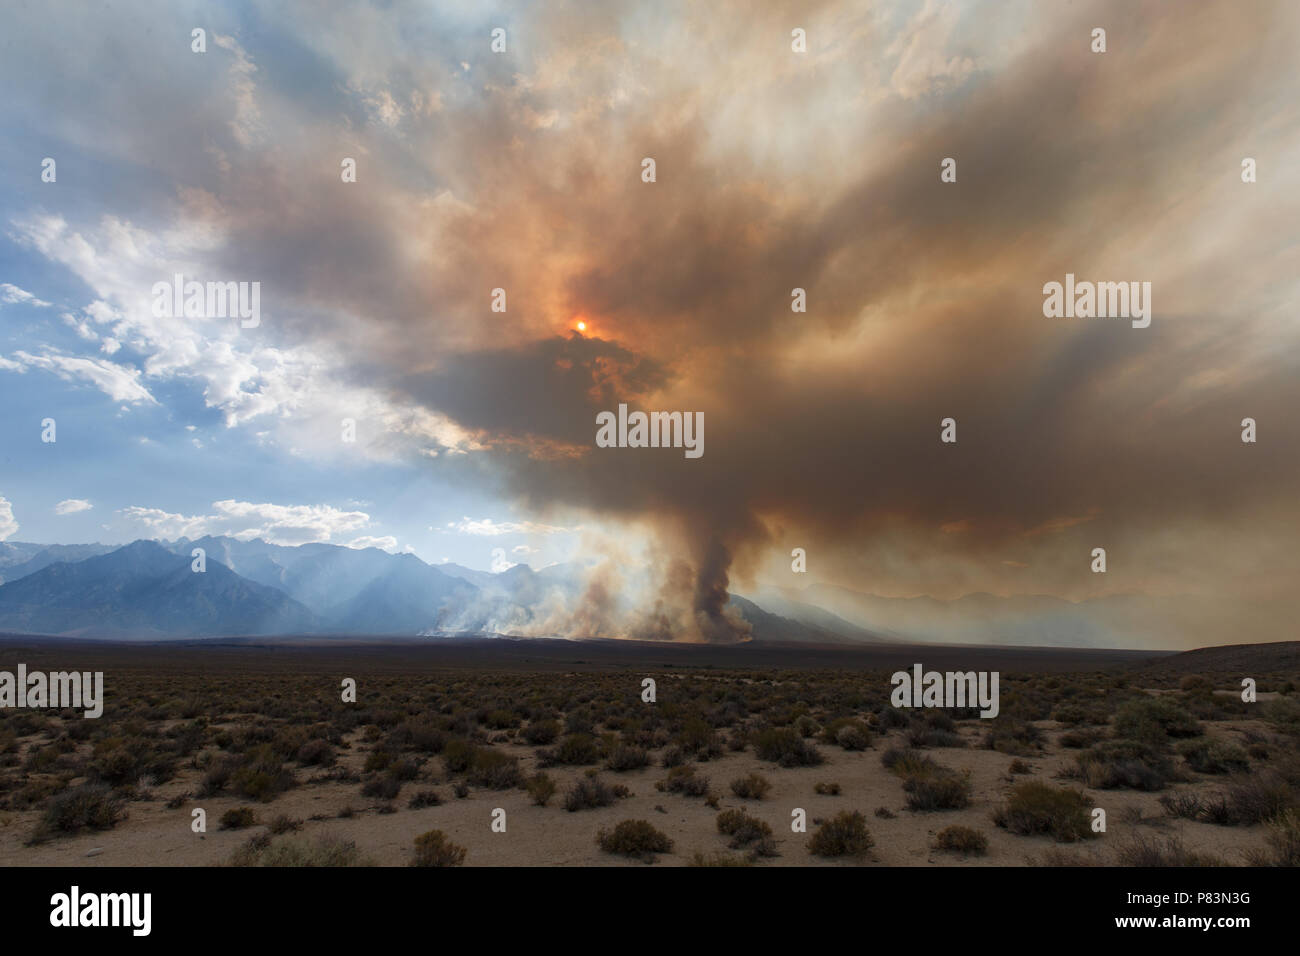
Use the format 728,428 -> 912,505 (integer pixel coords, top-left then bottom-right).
0,537 -> 848,642
0,537 -> 1247,648
0,540 -> 320,636
0,542 -> 117,585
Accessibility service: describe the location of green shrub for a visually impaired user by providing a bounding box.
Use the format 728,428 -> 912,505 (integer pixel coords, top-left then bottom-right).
442,738 -> 478,773
467,749 -> 521,789
994,781 -> 1095,842
1113,697 -> 1201,743
229,745 -> 296,802
483,709 -> 519,730
523,719 -> 560,746
982,718 -> 1044,755
754,727 -> 823,767
31,784 -> 126,842
1264,697 -> 1300,736
1075,740 -> 1177,791
1178,738 -> 1250,775
363,750 -> 393,773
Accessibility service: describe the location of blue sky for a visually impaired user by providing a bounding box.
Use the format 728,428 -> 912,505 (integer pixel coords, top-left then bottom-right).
0,1 -> 581,569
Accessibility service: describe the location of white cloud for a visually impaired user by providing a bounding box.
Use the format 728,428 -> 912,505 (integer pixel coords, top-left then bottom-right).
117,506 -> 212,540
54,499 -> 93,515
10,349 -> 155,404
0,496 -> 18,540
0,283 -> 51,308
348,535 -> 399,552
62,311 -> 99,342
211,500 -> 370,544
8,213 -> 481,463
448,517 -> 570,536
118,499 -> 376,546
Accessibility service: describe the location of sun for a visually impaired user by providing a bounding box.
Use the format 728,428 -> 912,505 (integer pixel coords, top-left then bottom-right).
576,320 -> 586,332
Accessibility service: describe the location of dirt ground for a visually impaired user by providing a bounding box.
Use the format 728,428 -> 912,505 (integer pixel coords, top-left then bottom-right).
0,716 -> 1273,867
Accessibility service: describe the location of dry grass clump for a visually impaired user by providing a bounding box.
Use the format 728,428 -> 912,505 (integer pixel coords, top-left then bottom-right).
411,829 -> 467,867
933,824 -> 989,855
808,810 -> 873,858
729,772 -> 772,800
597,819 -> 673,861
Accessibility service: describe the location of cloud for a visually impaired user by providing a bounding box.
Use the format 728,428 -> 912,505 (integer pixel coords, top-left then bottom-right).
0,283 -> 51,308
10,350 -> 155,404
446,517 -> 571,536
118,500 -> 377,546
348,535 -> 399,551
0,497 -> 18,540
54,499 -> 93,515
116,507 -> 213,540
6,212 -> 481,461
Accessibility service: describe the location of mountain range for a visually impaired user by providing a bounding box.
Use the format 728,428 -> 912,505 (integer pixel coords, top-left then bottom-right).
0,536 -> 1234,648
0,537 -> 849,642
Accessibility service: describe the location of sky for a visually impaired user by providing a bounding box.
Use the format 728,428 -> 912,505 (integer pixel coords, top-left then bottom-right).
1,0 -> 1298,644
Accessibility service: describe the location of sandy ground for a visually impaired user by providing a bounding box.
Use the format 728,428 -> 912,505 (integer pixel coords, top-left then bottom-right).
0,717 -> 1273,867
